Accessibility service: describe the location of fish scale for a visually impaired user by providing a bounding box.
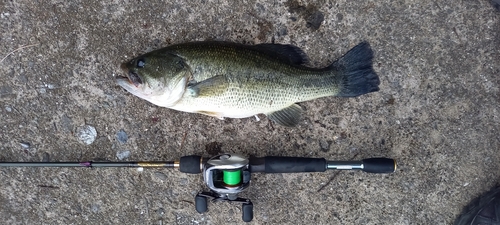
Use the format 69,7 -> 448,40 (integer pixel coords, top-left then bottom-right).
117,41 -> 380,126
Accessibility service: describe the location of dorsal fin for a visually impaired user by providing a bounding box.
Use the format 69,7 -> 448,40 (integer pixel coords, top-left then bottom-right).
252,43 -> 309,65
178,41 -> 309,65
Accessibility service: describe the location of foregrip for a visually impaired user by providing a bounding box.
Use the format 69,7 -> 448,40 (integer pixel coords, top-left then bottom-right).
179,155 -> 203,174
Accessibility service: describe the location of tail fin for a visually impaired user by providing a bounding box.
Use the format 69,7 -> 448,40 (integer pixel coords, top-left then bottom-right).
332,42 -> 380,97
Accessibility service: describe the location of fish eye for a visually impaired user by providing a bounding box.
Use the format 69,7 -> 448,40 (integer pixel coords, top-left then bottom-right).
137,58 -> 146,68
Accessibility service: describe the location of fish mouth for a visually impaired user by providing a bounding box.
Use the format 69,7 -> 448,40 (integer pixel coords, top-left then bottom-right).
116,75 -> 132,86
117,63 -> 143,87
116,75 -> 136,92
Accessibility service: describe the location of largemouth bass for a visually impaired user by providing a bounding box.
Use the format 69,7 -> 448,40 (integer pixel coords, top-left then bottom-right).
117,41 -> 380,126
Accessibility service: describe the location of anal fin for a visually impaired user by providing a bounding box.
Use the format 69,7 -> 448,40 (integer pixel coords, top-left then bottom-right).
266,104 -> 303,127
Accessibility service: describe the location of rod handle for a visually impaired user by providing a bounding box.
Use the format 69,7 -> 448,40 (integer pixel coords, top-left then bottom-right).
249,156 -> 326,173
362,158 -> 396,173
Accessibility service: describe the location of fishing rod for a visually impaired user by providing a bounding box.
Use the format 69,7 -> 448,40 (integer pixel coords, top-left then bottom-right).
0,153 -> 396,222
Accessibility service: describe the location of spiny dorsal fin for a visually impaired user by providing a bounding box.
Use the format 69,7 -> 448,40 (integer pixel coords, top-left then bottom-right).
266,104 -> 303,127
252,44 -> 309,65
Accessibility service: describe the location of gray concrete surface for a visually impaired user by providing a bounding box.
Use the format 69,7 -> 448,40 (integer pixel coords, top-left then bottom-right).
0,0 -> 499,224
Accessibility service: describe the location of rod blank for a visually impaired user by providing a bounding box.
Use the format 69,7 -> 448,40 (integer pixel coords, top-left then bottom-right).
0,161 -> 176,168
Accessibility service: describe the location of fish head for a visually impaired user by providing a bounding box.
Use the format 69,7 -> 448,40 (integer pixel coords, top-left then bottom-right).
117,51 -> 190,107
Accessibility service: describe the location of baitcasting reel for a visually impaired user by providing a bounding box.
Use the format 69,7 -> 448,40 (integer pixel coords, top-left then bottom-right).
0,153 -> 397,222
195,154 -> 253,221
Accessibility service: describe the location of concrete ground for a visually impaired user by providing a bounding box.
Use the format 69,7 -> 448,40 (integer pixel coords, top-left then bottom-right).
1,0 -> 499,224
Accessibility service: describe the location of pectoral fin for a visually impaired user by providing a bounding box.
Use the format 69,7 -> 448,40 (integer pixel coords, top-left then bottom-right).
266,104 -> 303,127
187,75 -> 228,98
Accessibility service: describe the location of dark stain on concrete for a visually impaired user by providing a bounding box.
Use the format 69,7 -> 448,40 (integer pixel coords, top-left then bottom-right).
285,0 -> 325,30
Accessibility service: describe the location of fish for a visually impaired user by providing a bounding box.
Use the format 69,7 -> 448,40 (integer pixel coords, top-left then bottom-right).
117,41 -> 380,127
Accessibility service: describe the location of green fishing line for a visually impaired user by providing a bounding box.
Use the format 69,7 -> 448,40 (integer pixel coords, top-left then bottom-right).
223,170 -> 241,185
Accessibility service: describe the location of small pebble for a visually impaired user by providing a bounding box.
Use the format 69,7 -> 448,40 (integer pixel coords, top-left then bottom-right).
116,150 -> 130,160
156,207 -> 165,216
60,115 -> 73,132
306,11 -> 324,30
116,129 -> 128,144
77,125 -> 97,145
278,26 -> 288,36
5,106 -> 12,112
154,172 -> 168,181
179,178 -> 188,185
42,152 -> 50,162
319,140 -> 330,152
0,12 -> 10,18
20,141 -> 30,149
91,204 -> 100,213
